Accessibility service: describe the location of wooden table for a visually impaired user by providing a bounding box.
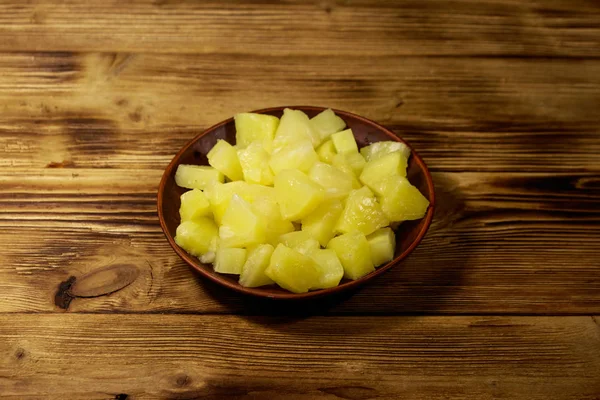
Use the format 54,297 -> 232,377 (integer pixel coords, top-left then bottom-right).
1,1 -> 599,399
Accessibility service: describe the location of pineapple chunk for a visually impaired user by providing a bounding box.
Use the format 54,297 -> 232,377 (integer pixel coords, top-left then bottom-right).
274,169 -> 325,221
175,164 -> 224,190
347,153 -> 367,175
205,181 -> 272,224
273,108 -> 321,150
310,108 -> 346,141
207,139 -> 244,181
239,244 -> 275,287
316,139 -> 337,164
360,141 -> 411,162
331,129 -> 358,155
360,151 -> 408,181
278,230 -> 316,249
327,231 -> 374,280
301,200 -> 343,246
174,218 -> 218,257
237,142 -> 274,185
367,227 -> 396,267
336,186 -> 389,236
265,244 -> 321,293
179,189 -> 211,222
205,181 -> 251,224
234,112 -> 279,152
330,155 -> 362,188
308,162 -> 353,200
219,195 -> 266,248
373,176 -> 430,221
277,231 -> 320,255
332,153 -> 365,177
242,183 -> 274,202
251,193 -> 294,246
269,138 -> 318,175
334,164 -> 363,189
360,151 -> 408,191
294,239 -> 321,255
214,247 -> 247,275
306,248 -> 344,289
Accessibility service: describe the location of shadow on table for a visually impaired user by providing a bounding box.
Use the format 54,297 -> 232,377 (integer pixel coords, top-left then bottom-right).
195,172 -> 471,334
195,272 -> 360,316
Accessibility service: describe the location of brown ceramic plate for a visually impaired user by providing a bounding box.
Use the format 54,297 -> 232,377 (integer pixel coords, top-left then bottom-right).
157,106 -> 435,300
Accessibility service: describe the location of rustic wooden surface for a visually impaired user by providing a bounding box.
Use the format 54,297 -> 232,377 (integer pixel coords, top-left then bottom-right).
0,0 -> 599,399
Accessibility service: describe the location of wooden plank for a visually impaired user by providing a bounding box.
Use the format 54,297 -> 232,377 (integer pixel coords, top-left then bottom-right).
1,169 -> 598,314
0,0 -> 599,57
0,314 -> 598,399
0,52 -> 599,171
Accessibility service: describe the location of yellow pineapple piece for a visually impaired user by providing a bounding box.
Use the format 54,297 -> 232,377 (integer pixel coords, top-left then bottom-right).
293,238 -> 321,255
316,139 -> 337,164
373,176 -> 430,221
237,142 -> 274,185
278,230 -> 315,248
274,169 -> 325,221
239,244 -> 275,288
367,227 -> 396,267
336,186 -> 388,236
179,189 -> 212,222
207,139 -> 244,181
308,162 -> 353,200
360,140 -> 411,162
332,153 -> 366,177
219,194 -> 266,248
330,155 -> 362,189
174,218 -> 218,257
346,152 -> 367,175
175,164 -> 224,190
331,129 -> 358,155
214,247 -> 247,275
301,200 -> 343,246
327,231 -> 374,280
241,183 -> 274,202
273,108 -> 321,150
306,248 -> 344,289
359,151 -> 408,191
205,181 -> 272,224
234,112 -> 279,152
269,138 -> 318,175
251,193 -> 295,246
310,108 -> 346,141
265,244 -> 321,293
205,181 -> 251,224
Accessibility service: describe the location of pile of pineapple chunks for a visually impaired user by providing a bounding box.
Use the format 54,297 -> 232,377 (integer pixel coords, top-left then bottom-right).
174,108 -> 429,293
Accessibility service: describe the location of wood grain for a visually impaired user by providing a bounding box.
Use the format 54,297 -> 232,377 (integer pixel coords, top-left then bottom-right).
1,169 -> 597,314
1,314 -> 599,399
0,52 -> 599,171
0,50 -> 598,313
0,0 -> 599,57
0,0 -> 598,397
